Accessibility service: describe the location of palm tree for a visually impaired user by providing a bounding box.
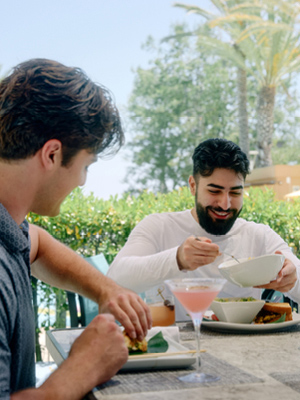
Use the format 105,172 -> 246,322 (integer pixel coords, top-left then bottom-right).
174,0 -> 300,167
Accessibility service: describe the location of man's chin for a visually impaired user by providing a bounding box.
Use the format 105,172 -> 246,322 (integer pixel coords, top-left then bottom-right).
200,215 -> 237,235
32,206 -> 61,218
204,224 -> 234,236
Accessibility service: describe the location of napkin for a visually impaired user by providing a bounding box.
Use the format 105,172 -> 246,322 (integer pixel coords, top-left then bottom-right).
146,326 -> 180,343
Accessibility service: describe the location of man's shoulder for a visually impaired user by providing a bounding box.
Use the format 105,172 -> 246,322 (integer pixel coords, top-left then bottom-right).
234,218 -> 273,232
142,210 -> 192,224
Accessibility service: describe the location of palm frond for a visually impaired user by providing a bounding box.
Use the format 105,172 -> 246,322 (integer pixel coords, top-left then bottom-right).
209,0 -> 229,14
194,34 -> 248,69
229,0 -> 299,17
209,13 -> 263,29
162,30 -> 195,43
229,2 -> 270,14
173,3 -> 216,20
237,21 -> 293,43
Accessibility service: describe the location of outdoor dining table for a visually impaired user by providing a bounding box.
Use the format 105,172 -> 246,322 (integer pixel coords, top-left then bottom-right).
46,321 -> 300,400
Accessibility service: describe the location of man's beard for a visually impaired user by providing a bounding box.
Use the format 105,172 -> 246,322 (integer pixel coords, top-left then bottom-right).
196,201 -> 242,236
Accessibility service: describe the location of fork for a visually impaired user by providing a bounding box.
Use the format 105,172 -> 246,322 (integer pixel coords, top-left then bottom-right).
194,236 -> 240,264
222,252 -> 240,264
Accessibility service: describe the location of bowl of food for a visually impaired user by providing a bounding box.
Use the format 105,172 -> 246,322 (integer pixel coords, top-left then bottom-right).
210,297 -> 265,324
218,254 -> 285,288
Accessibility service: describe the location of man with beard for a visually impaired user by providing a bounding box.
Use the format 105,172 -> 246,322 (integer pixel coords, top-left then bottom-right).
108,138 -> 300,320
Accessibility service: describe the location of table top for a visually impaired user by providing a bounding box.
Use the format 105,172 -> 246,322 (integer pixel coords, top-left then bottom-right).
46,322 -> 300,400
88,322 -> 300,400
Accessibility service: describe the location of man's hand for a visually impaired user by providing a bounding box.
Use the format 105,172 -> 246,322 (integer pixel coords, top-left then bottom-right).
99,279 -> 152,341
176,236 -> 220,271
67,314 -> 128,384
15,314 -> 128,400
255,251 -> 297,293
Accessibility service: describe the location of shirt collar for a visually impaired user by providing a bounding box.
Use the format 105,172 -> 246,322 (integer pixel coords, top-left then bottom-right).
0,203 -> 30,252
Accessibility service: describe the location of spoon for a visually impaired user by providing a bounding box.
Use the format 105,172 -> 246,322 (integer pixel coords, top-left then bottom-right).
194,236 -> 240,264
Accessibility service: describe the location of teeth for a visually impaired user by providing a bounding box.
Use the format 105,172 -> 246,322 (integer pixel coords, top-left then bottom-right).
214,211 -> 228,216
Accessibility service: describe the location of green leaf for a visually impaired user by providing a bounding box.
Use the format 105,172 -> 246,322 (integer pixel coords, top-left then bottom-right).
147,331 -> 169,353
271,313 -> 286,324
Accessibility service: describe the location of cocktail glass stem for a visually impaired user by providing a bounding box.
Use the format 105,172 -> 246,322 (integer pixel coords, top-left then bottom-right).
193,316 -> 202,373
179,313 -> 220,383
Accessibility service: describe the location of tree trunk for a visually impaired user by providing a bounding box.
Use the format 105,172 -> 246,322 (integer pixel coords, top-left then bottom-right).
237,67 -> 249,157
255,86 -> 276,168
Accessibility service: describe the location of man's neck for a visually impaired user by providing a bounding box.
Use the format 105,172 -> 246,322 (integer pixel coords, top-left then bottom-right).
0,159 -> 38,225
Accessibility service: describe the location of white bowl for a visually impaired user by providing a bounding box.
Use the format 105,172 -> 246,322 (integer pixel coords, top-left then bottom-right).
218,254 -> 285,288
210,298 -> 265,323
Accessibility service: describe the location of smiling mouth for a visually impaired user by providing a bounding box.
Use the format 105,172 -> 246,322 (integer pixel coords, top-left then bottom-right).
209,209 -> 232,220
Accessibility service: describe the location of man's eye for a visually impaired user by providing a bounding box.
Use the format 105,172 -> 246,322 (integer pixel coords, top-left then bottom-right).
230,192 -> 242,196
208,190 -> 220,194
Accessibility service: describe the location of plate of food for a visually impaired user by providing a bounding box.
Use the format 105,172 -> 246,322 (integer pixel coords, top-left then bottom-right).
46,326 -> 196,372
202,302 -> 300,333
121,328 -> 196,371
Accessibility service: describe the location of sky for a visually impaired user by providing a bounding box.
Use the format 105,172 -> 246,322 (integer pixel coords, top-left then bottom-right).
0,0 -> 213,200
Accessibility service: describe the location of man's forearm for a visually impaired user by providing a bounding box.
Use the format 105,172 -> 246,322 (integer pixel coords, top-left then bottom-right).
30,226 -> 110,303
108,247 -> 181,293
11,359 -> 91,400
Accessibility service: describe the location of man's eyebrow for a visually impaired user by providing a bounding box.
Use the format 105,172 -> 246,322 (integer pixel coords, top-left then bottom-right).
207,183 -> 244,190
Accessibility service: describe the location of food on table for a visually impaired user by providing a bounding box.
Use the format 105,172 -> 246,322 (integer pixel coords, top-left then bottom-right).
253,302 -> 292,324
210,297 -> 265,323
123,331 -> 148,353
215,297 -> 257,302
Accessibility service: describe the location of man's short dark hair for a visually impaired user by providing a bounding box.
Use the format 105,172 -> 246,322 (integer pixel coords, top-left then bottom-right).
0,58 -> 124,165
192,138 -> 250,179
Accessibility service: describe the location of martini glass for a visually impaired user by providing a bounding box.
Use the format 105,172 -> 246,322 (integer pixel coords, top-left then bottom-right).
165,278 -> 225,383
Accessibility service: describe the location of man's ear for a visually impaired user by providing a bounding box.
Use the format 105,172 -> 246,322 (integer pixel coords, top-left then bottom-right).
40,139 -> 63,170
189,175 -> 197,196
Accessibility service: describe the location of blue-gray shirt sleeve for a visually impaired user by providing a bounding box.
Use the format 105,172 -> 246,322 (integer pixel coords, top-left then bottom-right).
0,205 -> 35,396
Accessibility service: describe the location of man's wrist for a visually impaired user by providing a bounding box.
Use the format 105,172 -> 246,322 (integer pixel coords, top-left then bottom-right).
176,249 -> 186,271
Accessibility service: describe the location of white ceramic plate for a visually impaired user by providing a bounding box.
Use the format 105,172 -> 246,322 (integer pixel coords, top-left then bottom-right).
202,312 -> 300,333
46,327 -> 195,371
121,336 -> 195,371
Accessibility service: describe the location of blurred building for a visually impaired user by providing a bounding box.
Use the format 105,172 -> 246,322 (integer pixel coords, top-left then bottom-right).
245,165 -> 300,200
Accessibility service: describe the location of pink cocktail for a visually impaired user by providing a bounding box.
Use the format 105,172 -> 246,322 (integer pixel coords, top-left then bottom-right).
173,287 -> 220,315
165,278 -> 225,383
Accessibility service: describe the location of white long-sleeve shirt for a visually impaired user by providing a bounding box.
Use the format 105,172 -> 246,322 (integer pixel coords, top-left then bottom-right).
108,210 -> 300,320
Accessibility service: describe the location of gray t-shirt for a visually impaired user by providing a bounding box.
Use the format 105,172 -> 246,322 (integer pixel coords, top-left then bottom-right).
0,204 -> 35,398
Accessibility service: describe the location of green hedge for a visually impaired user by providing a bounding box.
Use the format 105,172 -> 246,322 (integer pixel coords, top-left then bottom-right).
28,186 -> 300,260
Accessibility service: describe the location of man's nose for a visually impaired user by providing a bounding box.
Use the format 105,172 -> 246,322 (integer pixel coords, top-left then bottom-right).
218,193 -> 231,210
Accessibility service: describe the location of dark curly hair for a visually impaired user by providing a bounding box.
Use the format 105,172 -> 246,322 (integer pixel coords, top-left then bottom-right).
0,58 -> 124,165
192,138 -> 250,179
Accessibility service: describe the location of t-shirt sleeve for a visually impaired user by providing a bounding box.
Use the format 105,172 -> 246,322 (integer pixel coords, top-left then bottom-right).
107,215 -> 182,292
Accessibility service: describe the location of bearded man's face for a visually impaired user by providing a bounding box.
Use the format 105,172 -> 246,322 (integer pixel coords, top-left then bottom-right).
190,168 -> 244,235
